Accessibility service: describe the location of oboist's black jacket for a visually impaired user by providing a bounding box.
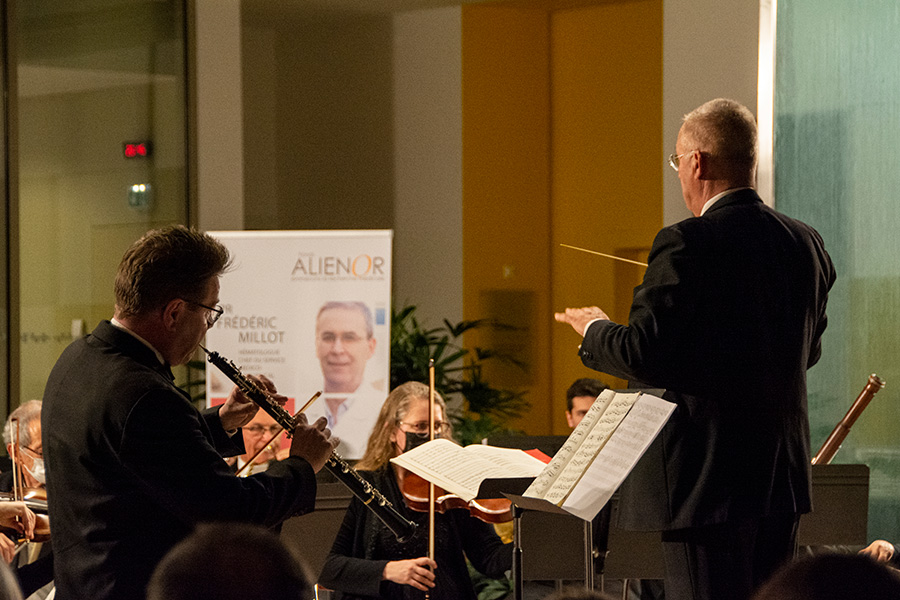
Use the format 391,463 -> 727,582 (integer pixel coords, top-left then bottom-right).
43,320 -> 318,600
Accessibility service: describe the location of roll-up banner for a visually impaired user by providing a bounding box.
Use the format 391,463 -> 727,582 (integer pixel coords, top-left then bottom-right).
206,230 -> 392,459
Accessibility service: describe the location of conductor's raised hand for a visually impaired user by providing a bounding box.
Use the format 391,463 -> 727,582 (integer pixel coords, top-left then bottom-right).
554,306 -> 610,337
383,557 -> 437,591
289,414 -> 338,472
219,374 -> 285,431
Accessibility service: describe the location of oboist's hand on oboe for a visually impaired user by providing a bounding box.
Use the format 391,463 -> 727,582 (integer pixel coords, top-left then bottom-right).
218,373 -> 284,431
289,414 -> 338,473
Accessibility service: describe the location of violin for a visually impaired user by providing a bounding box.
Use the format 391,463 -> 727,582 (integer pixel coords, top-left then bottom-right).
0,490 -> 48,514
399,469 -> 513,524
0,509 -> 51,544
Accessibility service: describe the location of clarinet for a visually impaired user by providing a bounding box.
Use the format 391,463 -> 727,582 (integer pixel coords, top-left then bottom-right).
201,347 -> 417,542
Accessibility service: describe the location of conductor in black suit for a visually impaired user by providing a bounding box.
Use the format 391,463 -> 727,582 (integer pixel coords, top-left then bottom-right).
556,99 -> 835,600
42,225 -> 337,600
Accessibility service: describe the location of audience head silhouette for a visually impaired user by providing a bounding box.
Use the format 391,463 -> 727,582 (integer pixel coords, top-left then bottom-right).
541,587 -> 617,600
751,553 -> 900,600
147,522 -> 314,600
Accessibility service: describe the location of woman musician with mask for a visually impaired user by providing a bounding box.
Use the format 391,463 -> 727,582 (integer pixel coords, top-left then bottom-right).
318,382 -> 512,599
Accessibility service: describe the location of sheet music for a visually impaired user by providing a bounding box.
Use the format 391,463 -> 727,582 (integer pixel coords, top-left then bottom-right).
541,392 -> 640,505
525,389 -> 616,498
562,393 -> 675,521
390,438 -> 545,501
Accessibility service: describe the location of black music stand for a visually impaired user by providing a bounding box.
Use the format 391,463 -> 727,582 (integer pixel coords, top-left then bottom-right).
506,494 -> 596,599
486,435 -> 597,596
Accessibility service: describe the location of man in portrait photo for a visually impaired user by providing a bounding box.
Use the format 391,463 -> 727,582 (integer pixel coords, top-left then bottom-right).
305,301 -> 385,458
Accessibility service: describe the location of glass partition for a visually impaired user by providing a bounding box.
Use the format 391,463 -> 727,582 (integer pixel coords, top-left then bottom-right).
775,0 -> 900,540
15,1 -> 188,403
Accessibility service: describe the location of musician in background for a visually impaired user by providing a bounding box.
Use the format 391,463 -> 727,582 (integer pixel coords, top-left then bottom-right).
318,381 -> 512,599
1,401 -> 53,599
556,99 -> 835,600
2,401 -> 44,491
564,378 -> 609,428
42,225 -> 337,600
229,411 -> 283,476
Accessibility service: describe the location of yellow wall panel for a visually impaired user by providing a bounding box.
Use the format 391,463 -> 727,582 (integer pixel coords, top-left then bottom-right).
550,1 -> 662,434
463,0 -> 662,435
462,5 -> 553,433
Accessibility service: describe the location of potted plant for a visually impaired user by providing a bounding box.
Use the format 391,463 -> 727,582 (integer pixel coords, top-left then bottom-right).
389,305 -> 529,446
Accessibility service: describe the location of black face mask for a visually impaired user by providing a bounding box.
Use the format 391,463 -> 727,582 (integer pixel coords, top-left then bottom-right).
403,431 -> 431,452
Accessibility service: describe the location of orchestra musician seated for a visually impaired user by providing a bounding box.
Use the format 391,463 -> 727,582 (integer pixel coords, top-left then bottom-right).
317,381 -> 513,599
1,400 -> 53,600
227,411 -> 284,476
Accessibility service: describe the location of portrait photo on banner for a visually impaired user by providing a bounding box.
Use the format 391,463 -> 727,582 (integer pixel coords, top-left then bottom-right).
205,230 -> 393,459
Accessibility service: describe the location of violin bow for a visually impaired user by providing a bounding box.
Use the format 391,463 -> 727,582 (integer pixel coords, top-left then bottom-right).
9,418 -> 29,547
426,359 -> 436,599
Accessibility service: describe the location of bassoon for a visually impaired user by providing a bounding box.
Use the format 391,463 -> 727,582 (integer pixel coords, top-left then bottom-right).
811,373 -> 885,465
202,347 -> 417,542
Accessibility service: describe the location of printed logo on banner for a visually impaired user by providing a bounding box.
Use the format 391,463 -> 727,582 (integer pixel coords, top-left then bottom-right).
291,252 -> 388,281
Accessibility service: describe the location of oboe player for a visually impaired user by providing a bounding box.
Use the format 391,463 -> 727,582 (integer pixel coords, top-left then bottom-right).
42,225 -> 338,600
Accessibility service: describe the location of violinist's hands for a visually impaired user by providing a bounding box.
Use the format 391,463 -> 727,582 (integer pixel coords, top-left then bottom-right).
288,414 -> 338,473
219,374 -> 285,431
0,501 -> 36,561
383,557 -> 437,591
554,306 -> 610,337
0,535 -> 15,564
860,539 -> 895,563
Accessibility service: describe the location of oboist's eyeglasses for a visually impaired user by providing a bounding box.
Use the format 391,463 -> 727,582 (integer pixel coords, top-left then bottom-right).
184,300 -> 224,327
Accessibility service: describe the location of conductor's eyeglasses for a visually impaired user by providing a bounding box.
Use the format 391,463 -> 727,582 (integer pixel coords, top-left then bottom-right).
668,150 -> 696,172
184,300 -> 224,327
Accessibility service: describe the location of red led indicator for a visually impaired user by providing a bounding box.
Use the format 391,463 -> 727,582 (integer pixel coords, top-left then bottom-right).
123,142 -> 152,159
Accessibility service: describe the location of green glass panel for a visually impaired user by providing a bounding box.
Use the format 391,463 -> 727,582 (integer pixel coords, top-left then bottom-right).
776,0 -> 900,541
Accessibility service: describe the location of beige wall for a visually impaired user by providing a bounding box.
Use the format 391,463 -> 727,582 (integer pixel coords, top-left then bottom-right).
662,0 -> 760,224
392,7 -> 463,330
242,8 -> 395,232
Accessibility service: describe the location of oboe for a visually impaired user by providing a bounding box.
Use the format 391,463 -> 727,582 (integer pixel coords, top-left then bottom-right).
201,347 -> 417,542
